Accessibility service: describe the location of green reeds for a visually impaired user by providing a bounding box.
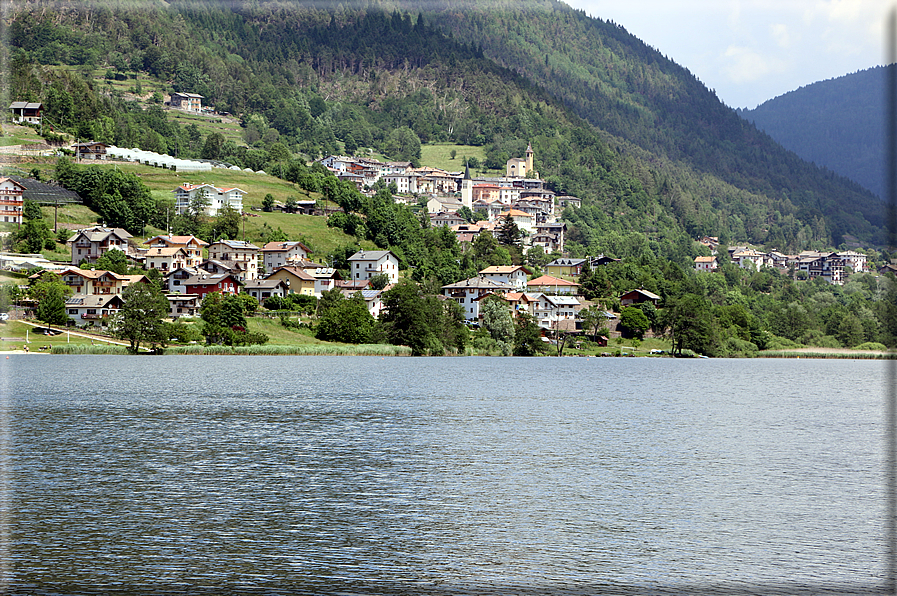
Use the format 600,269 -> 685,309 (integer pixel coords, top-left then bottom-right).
756,351 -> 896,359
51,344 -> 131,355
162,343 -> 413,356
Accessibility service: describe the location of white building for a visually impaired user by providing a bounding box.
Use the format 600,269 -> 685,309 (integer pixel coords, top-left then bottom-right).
174,183 -> 246,217
207,240 -> 260,281
347,250 -> 399,284
0,177 -> 25,224
478,266 -> 532,291
68,226 -> 133,265
694,256 -> 718,272
838,251 -> 868,274
442,276 -> 514,321
260,241 -> 310,273
169,92 -> 203,112
532,294 -> 581,329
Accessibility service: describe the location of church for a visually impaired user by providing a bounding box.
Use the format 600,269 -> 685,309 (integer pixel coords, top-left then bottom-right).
505,143 -> 537,178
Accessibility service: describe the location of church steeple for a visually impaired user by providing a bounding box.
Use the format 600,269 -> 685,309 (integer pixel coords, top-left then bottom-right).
461,160 -> 473,209
525,143 -> 534,173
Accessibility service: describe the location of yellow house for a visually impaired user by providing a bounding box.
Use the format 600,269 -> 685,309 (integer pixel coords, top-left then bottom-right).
544,258 -> 587,278
266,266 -> 316,296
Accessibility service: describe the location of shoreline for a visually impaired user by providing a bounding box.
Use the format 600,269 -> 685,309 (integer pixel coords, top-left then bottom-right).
2,347 -> 893,358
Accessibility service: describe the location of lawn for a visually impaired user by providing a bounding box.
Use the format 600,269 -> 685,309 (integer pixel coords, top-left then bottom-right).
0,320 -> 96,351
67,160 -> 366,257
246,316 -> 328,345
420,143 -> 498,174
169,111 -> 244,145
0,122 -> 47,145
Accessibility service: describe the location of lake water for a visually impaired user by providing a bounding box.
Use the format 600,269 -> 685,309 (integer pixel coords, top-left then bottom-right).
0,356 -> 890,594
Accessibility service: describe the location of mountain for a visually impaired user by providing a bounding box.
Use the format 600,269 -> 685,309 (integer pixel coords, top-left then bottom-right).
738,66 -> 885,200
3,0 -> 887,252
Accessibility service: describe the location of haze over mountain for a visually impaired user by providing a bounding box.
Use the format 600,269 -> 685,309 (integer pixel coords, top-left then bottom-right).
4,0 -> 888,251
738,66 -> 885,200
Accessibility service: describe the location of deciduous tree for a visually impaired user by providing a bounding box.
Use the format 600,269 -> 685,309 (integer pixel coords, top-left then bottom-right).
114,282 -> 170,353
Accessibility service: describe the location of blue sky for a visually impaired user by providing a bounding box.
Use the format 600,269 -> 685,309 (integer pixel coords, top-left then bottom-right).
564,0 -> 887,109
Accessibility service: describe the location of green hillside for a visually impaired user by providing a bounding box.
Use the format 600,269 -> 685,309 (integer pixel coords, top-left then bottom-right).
739,66 -> 885,200
3,0 -> 887,252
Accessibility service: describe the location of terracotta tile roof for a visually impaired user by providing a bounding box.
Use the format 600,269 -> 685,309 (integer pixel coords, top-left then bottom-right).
527,275 -> 580,287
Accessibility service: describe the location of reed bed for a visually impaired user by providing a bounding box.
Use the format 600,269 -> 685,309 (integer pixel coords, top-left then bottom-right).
756,351 -> 896,360
51,344 -> 131,355
162,343 -> 413,356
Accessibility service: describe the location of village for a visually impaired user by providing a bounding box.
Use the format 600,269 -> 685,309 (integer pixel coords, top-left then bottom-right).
0,128 -> 886,352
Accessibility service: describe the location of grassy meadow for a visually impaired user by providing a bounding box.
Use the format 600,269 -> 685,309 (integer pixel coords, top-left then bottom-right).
419,143 -> 494,174
0,122 -> 47,146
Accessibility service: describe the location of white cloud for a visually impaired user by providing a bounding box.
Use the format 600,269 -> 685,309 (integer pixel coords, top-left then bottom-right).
770,23 -> 792,48
563,0 -> 885,107
722,46 -> 787,84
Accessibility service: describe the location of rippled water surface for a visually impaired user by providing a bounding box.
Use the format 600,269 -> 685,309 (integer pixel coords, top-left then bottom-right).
0,356 -> 889,594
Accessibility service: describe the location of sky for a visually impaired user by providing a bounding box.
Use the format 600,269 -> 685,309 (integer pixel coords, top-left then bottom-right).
563,0 -> 888,109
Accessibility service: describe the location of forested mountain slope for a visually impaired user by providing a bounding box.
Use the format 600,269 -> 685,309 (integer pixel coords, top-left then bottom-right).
739,66 -> 885,199
395,0 -> 885,245
3,0 -> 886,251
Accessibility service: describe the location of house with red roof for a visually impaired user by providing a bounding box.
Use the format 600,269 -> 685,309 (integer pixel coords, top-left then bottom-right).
527,275 -> 580,295
183,272 -> 242,299
479,266 -> 532,291
146,235 -> 207,267
260,241 -> 311,273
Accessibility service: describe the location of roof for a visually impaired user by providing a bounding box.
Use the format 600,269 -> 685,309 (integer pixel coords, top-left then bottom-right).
67,226 -> 132,243
545,295 -> 581,306
146,246 -> 187,257
620,288 -> 661,300
0,177 -> 27,191
479,266 -> 531,275
9,102 -> 42,110
442,276 -> 514,291
120,274 -> 148,286
60,267 -> 126,281
243,278 -> 289,289
209,239 -> 259,250
270,266 -> 316,281
528,275 -> 580,287
348,250 -> 395,261
184,272 -> 243,287
147,235 -> 208,247
341,288 -> 383,301
261,241 -> 311,253
65,293 -> 124,308
5,176 -> 82,204
498,209 -> 533,218
307,268 -> 341,279
546,258 -> 586,267
694,256 -> 717,263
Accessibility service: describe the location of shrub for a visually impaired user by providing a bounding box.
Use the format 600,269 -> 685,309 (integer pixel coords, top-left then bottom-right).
854,342 -> 889,351
725,336 -> 758,355
765,335 -> 804,351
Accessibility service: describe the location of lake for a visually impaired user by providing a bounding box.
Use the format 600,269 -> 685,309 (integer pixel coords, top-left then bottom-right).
0,356 -> 890,594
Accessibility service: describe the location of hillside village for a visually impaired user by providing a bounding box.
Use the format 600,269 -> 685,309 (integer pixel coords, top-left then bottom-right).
0,131 -> 889,355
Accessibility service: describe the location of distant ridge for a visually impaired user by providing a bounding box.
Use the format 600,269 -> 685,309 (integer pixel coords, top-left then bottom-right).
738,66 -> 885,199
